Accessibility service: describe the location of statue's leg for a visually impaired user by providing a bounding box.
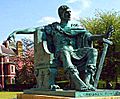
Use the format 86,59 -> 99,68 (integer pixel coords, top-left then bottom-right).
60,50 -> 89,91
84,48 -> 98,90
68,68 -> 89,91
49,67 -> 60,90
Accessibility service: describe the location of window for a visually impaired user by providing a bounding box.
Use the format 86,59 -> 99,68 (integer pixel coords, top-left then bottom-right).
10,65 -> 15,73
11,77 -> 15,84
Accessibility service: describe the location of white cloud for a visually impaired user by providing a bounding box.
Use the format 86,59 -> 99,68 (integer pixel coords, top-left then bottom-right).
66,0 -> 92,19
80,0 -> 92,9
16,34 -> 34,42
37,16 -> 59,25
66,0 -> 79,3
37,0 -> 92,25
66,0 -> 91,8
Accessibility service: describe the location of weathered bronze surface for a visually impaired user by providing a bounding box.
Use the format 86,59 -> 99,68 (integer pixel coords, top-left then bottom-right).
7,5 -> 114,92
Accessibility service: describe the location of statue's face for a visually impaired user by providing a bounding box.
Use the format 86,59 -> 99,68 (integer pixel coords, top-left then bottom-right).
62,8 -> 71,20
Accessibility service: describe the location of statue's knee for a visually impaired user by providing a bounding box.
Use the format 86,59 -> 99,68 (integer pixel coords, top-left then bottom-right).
60,50 -> 71,61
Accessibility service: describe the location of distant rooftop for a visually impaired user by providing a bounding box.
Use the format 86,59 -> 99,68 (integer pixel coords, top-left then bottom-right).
0,45 -> 16,56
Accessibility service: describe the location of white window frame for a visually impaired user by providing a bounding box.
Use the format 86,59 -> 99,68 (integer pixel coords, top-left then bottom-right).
10,65 -> 15,73
11,77 -> 15,84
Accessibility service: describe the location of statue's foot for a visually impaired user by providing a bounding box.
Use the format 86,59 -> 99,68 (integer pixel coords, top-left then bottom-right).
76,86 -> 89,91
87,84 -> 97,91
76,85 -> 97,91
50,85 -> 60,91
88,86 -> 96,91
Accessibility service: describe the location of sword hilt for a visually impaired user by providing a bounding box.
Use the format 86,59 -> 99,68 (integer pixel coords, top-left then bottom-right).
103,38 -> 113,45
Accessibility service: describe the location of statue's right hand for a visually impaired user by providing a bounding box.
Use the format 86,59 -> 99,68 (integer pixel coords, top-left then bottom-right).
7,31 -> 17,41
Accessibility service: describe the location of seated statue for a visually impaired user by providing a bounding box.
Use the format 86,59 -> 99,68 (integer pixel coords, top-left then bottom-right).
42,5 -> 112,91
6,5 -> 113,91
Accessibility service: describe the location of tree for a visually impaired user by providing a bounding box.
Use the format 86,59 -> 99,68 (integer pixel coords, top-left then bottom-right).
80,10 -> 120,81
80,10 -> 120,45
10,38 -> 36,84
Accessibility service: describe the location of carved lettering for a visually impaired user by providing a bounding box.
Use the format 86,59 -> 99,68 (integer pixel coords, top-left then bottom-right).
71,24 -> 79,27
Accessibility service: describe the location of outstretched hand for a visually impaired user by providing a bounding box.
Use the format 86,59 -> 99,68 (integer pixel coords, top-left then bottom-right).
7,31 -> 17,42
103,25 -> 114,45
105,25 -> 114,39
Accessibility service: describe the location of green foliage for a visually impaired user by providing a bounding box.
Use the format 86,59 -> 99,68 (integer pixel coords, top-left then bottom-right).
10,38 -> 36,84
0,92 -> 22,99
80,10 -> 120,82
80,10 -> 120,46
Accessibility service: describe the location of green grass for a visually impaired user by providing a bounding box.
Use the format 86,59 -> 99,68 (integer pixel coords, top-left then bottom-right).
0,91 -> 23,99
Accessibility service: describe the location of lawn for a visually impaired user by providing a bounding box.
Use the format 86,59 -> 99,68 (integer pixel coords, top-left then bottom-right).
0,91 -> 23,99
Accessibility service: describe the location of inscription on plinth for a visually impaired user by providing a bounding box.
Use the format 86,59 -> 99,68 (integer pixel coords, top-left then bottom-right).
75,90 -> 120,97
24,89 -> 120,98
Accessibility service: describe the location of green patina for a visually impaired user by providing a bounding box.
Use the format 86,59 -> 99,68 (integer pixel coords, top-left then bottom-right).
6,5 -> 114,92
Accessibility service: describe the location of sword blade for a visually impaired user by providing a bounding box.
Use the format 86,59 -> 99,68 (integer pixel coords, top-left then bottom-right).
94,43 -> 108,88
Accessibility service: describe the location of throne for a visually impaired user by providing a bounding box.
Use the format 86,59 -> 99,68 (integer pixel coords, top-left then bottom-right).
34,30 -> 70,90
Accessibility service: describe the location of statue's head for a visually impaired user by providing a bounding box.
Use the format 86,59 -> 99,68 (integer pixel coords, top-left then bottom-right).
58,5 -> 71,21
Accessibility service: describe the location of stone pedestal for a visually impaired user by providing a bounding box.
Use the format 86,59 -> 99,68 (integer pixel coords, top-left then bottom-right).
17,89 -> 120,99
29,28 -> 120,99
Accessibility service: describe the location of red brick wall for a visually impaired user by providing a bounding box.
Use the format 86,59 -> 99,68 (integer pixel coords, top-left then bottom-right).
0,56 -> 4,88
0,56 -> 16,89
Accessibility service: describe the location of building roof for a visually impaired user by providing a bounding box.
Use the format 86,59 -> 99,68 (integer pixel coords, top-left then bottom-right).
0,45 -> 16,56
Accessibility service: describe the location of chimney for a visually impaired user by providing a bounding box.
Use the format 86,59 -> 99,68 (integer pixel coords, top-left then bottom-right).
2,40 -> 9,48
16,41 -> 23,56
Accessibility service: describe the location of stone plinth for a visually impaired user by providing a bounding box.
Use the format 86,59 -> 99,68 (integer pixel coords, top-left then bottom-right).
17,89 -> 120,99
17,94 -> 120,99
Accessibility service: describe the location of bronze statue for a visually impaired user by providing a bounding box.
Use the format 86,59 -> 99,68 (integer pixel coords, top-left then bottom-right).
7,5 -> 113,91
43,5 -> 113,91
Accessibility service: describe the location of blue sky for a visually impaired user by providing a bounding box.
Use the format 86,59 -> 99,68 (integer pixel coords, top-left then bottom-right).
0,0 -> 120,44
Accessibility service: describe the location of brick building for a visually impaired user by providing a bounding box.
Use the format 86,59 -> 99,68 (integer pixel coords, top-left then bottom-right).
0,41 -> 16,89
